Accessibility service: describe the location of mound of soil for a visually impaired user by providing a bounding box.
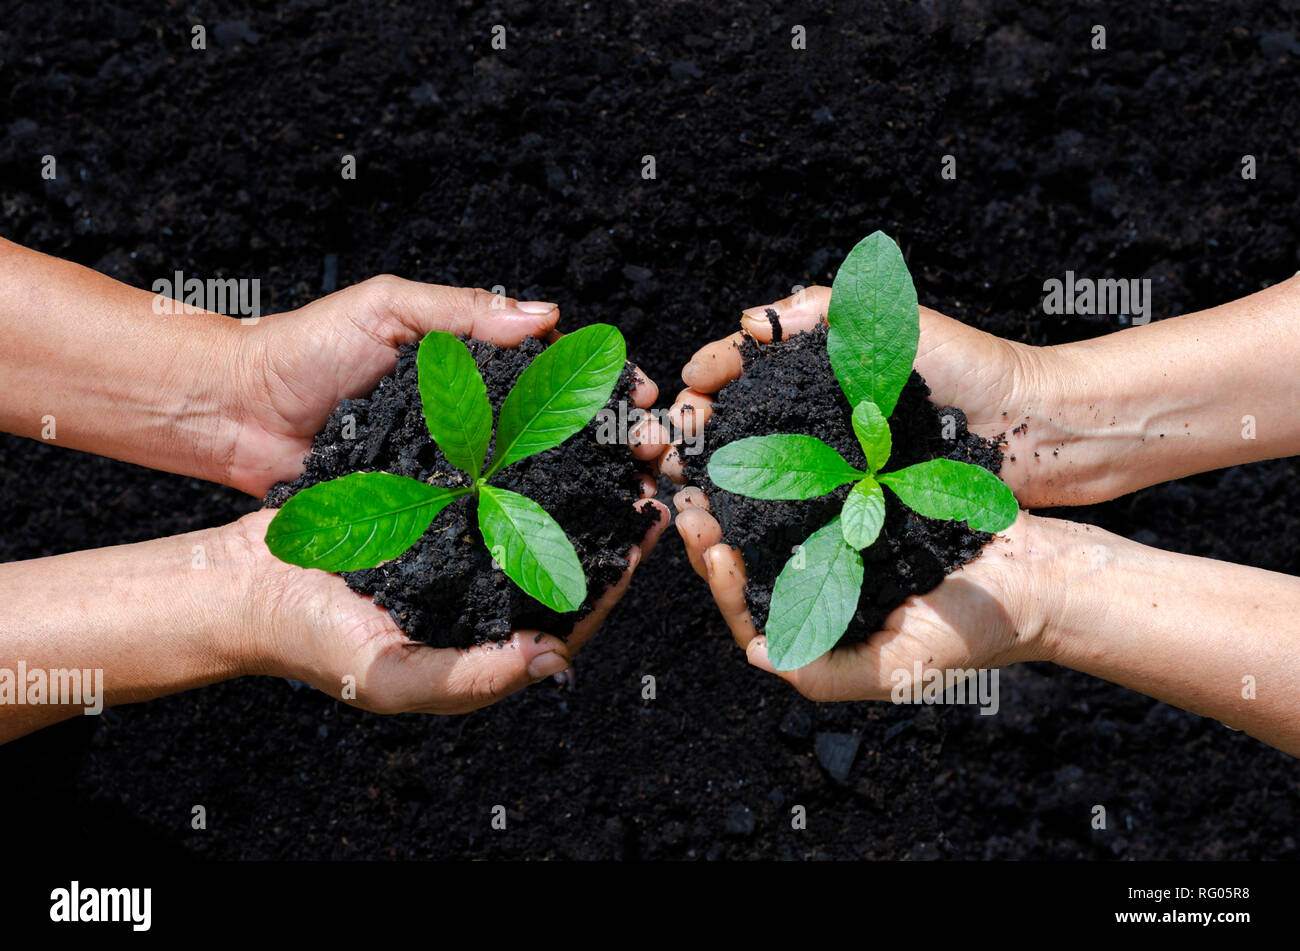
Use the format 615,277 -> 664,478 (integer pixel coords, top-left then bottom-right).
264,337 -> 655,647
685,324 -> 1003,637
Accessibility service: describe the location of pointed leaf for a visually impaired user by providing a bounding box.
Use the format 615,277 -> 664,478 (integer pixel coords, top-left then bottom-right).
417,331 -> 493,478
765,516 -> 864,671
266,472 -> 464,572
851,400 -> 891,472
488,324 -> 626,477
841,477 -> 886,549
877,459 -> 1019,532
477,485 -> 586,612
707,435 -> 863,500
827,231 -> 919,416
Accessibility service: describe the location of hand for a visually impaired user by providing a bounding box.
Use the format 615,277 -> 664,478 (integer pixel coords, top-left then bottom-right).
659,285 -> 1066,504
676,482 -> 1057,698
222,275 -> 660,497
225,490 -> 670,714
660,286 -> 1059,698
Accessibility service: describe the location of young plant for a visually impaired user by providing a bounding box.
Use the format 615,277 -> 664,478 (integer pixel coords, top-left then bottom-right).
707,232 -> 1018,670
264,324 -> 627,613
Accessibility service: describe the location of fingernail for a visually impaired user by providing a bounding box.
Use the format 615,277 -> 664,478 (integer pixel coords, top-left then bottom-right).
682,360 -> 704,385
704,549 -> 717,579
742,305 -> 772,321
515,300 -> 557,314
528,651 -> 568,680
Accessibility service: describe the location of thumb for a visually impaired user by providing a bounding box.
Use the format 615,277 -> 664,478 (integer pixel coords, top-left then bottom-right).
364,276 -> 561,347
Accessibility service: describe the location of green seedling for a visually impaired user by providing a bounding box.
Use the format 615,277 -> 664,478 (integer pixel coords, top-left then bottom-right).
707,232 -> 1019,670
265,324 -> 627,613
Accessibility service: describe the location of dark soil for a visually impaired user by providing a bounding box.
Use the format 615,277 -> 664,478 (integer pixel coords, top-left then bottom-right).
684,325 -> 1002,639
3,1 -> 1299,861
263,338 -> 654,648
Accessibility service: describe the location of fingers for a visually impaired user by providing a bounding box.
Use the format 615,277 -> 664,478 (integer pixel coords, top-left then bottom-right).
630,414 -> 672,463
670,485 -> 755,643
566,498 -> 670,654
388,630 -> 573,715
674,503 -> 721,579
671,485 -> 716,579
678,286 -> 831,394
629,366 -> 659,410
738,286 -> 831,342
366,276 -> 561,347
702,543 -> 758,648
743,634 -> 893,702
681,331 -> 747,392
667,387 -> 713,438
658,387 -> 713,482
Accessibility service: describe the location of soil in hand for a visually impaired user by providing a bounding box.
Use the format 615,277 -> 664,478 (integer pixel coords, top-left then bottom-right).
265,337 -> 656,648
685,324 -> 1005,640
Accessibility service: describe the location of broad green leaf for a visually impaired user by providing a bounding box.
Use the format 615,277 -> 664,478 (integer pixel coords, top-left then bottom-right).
487,324 -> 626,477
477,485 -> 586,612
851,400 -> 891,473
827,231 -> 920,417
765,516 -> 864,671
840,477 -> 886,549
707,434 -> 863,500
417,331 -> 493,478
877,459 -> 1019,532
265,472 -> 465,572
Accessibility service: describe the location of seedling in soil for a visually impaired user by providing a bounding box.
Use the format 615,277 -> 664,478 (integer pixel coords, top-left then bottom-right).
265,324 -> 627,613
707,232 -> 1018,669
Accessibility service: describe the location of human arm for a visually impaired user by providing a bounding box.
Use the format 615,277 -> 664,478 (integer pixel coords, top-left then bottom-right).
0,238 -> 665,497
663,276 -> 1300,506
0,498 -> 669,744
676,501 -> 1300,756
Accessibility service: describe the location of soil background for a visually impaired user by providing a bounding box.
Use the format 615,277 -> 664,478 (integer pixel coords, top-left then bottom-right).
2,0 -> 1299,860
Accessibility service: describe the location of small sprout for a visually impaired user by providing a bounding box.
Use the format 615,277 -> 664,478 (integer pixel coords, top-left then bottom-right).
707,232 -> 1019,670
265,324 -> 627,612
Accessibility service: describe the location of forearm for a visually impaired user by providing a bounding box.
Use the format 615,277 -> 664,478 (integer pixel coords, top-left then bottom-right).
1024,514 -> 1300,755
1011,275 -> 1300,504
0,523 -> 255,743
0,239 -> 246,486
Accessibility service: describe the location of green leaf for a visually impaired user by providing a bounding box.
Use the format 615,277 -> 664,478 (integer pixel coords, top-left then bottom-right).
707,434 -> 863,500
877,459 -> 1019,532
827,231 -> 920,417
851,400 -> 891,473
417,331 -> 493,479
487,324 -> 626,477
265,472 -> 465,572
765,516 -> 864,671
477,485 -> 586,612
840,477 -> 886,549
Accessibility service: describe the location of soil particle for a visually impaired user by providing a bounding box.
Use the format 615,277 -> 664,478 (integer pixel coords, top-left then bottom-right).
264,337 -> 655,648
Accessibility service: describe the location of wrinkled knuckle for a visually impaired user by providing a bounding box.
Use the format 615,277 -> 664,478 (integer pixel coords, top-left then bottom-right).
466,668 -> 505,705
465,286 -> 503,313
357,273 -> 405,312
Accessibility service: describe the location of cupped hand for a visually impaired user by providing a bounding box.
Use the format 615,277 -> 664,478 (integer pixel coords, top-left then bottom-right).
214,274 -> 669,712
672,486 -> 1055,701
223,275 -> 660,497
228,489 -> 670,715
660,286 -> 1059,698
659,285 -> 1054,498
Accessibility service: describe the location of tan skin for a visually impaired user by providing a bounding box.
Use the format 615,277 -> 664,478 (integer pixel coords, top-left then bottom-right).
0,241 -> 669,741
659,281 -> 1300,756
